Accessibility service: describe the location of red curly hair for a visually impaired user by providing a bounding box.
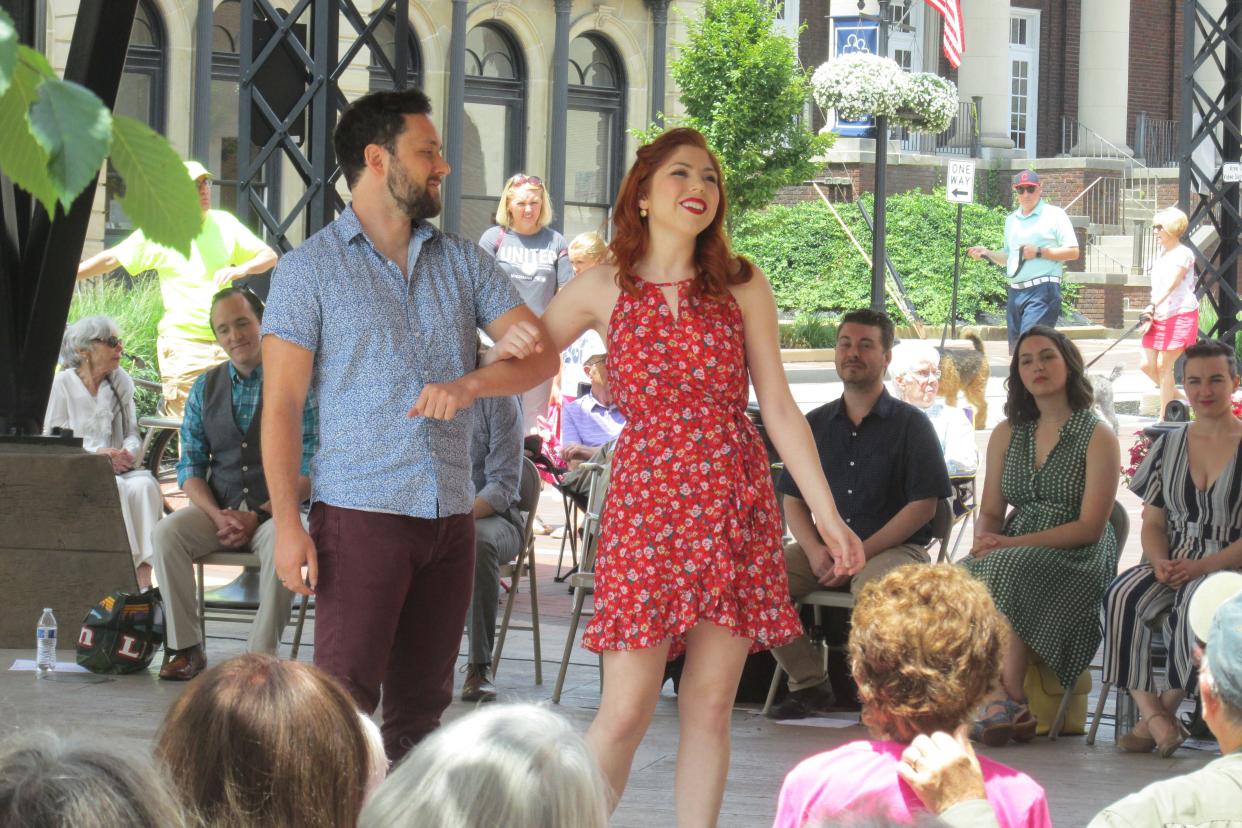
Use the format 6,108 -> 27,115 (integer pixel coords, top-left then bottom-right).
609,128 -> 754,299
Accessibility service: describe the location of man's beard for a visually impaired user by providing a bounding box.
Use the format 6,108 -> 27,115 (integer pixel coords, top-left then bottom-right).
387,159 -> 441,221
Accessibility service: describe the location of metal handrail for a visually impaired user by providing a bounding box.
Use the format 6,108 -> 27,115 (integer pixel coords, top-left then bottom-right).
1064,176 -> 1104,213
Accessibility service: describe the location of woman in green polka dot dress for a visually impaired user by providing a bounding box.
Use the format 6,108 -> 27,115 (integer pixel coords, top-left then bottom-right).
965,325 -> 1120,745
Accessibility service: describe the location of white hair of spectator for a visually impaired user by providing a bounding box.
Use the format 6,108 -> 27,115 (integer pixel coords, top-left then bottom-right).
59,315 -> 119,369
358,703 -> 608,828
890,340 -> 941,381
0,731 -> 190,828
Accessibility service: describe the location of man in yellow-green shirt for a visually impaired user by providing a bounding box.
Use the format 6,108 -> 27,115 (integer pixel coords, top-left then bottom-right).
77,161 -> 278,417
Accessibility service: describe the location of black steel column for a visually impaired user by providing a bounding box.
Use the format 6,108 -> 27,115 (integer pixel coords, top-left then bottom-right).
549,0 -> 571,231
870,0 -> 892,313
648,0 -> 670,127
8,0 -> 138,434
307,0 -> 338,233
191,0 -> 212,162
443,0 -> 468,234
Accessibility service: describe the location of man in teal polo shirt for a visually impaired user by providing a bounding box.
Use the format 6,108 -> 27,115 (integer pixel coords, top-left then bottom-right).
967,170 -> 1079,352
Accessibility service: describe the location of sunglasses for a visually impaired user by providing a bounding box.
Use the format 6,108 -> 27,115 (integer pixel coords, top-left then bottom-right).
509,174 -> 543,188
1153,224 -> 1164,231
1015,185 -> 1038,194
92,336 -> 123,348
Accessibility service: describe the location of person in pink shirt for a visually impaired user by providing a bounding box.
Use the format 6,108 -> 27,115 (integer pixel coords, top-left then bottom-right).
773,565 -> 1050,828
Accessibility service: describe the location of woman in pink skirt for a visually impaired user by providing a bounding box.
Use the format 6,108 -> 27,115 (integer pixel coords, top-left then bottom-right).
1139,206 -> 1198,418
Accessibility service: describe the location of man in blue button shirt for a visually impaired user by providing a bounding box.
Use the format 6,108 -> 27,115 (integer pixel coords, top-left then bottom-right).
260,89 -> 559,762
967,170 -> 1080,352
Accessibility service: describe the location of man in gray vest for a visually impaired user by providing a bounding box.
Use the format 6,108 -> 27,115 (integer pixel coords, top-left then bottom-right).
152,287 -> 318,680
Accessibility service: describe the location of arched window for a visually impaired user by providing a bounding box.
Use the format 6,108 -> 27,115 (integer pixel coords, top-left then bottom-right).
105,0 -> 167,245
367,13 -> 421,91
564,33 -> 625,239
461,23 -> 525,241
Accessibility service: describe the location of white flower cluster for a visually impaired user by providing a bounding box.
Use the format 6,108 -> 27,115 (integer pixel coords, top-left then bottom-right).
812,53 -> 959,134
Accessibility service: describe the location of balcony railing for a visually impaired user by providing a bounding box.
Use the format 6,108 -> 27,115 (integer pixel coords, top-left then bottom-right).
1131,112 -> 1180,168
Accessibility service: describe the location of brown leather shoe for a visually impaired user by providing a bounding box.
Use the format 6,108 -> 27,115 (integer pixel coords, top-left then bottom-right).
461,664 -> 497,703
159,645 -> 206,681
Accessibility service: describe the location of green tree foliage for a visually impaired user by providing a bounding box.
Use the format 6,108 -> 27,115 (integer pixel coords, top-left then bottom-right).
647,0 -> 831,219
0,8 -> 199,255
733,189 -> 1065,324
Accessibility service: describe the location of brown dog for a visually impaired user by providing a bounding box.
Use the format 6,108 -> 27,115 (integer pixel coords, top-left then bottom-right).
938,333 -> 989,429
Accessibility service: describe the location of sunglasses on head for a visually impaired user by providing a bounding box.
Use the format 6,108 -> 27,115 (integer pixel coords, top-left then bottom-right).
1015,185 -> 1038,194
92,336 -> 123,348
509,174 -> 543,188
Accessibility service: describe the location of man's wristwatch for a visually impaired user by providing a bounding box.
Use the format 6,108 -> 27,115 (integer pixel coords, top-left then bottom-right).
254,507 -> 272,524
1035,247 -> 1043,259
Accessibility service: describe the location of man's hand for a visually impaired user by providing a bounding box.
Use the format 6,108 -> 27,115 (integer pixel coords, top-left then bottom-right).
216,509 -> 260,548
485,320 -> 544,364
407,378 -> 476,420
213,265 -> 246,288
1020,244 -> 1041,260
815,516 -> 864,577
896,726 -> 988,816
275,521 -> 317,596
966,246 -> 988,260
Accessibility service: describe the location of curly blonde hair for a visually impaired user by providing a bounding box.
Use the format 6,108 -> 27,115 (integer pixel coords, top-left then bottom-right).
849,565 -> 1003,740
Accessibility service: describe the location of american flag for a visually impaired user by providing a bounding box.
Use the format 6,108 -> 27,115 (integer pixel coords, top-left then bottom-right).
925,0 -> 965,68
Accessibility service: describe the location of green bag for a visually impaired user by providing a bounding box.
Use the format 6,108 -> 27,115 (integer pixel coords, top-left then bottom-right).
76,588 -> 165,674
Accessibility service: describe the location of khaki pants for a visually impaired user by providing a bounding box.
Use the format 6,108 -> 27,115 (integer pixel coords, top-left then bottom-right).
156,333 -> 227,418
152,503 -> 305,653
772,540 -> 930,691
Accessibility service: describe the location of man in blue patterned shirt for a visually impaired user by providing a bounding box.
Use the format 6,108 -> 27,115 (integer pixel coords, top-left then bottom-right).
261,89 -> 558,761
152,287 -> 318,680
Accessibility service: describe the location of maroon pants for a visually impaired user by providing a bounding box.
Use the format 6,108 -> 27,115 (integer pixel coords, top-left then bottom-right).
309,503 -> 474,763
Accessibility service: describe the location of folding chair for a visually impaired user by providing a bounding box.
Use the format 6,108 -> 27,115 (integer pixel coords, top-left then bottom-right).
762,498 -> 955,716
196,553 -> 310,659
946,474 -> 978,561
492,457 -> 545,683
552,460 -> 609,703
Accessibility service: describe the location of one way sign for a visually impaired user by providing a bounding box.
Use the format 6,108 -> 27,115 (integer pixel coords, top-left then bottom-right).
946,160 -> 975,204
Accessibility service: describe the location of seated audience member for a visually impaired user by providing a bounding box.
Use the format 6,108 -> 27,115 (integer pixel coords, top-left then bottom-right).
964,326 -> 1119,744
44,315 -> 163,588
768,310 -> 951,720
558,232 -> 609,407
157,653 -> 381,827
891,340 -> 978,476
1102,340 -> 1242,757
0,731 -> 189,827
462,392 -> 525,704
358,703 -> 608,828
152,287 -> 318,680
772,565 -> 1050,828
560,351 -> 625,468
898,572 -> 1242,828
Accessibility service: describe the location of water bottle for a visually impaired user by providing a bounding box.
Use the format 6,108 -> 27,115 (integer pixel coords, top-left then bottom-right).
36,608 -> 56,673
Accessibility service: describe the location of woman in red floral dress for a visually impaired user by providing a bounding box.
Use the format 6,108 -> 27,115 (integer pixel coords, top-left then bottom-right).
490,128 -> 863,827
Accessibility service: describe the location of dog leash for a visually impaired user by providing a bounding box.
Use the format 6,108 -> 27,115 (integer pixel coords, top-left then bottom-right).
1085,317 -> 1147,370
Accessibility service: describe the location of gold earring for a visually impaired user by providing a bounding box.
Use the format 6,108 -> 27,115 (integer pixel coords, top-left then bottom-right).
640,207 -> 648,218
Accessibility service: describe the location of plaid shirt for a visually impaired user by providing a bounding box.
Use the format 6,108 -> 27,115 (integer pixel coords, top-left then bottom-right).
176,362 -> 318,487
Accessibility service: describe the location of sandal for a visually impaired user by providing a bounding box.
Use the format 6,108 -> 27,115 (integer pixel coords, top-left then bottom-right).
1147,712 -> 1188,758
970,701 -> 1016,747
1118,720 -> 1157,754
1007,701 -> 1038,743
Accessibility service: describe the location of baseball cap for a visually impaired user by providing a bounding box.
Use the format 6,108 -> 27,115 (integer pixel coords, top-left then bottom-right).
1013,170 -> 1041,189
1189,572 -> 1242,709
184,160 -> 214,182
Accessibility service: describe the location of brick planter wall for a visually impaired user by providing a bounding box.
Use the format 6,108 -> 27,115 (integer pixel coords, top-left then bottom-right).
1074,284 -> 1150,328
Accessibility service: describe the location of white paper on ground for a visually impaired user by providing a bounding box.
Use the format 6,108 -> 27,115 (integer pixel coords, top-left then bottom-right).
739,708 -> 860,729
9,659 -> 90,673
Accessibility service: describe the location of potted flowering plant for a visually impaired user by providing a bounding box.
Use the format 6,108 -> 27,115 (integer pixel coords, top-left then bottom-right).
811,53 -> 959,133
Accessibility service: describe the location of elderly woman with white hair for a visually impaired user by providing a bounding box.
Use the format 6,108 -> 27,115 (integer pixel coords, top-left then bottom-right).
43,315 -> 163,587
890,340 -> 978,477
1139,206 -> 1199,418
358,703 -> 608,828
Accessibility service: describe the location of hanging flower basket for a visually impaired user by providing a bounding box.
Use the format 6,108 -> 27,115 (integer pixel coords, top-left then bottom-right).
812,53 -> 959,134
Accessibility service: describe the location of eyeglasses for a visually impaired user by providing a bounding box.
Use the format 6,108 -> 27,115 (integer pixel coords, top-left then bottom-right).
1153,224 -> 1164,231
1015,185 -> 1038,194
509,174 -> 543,188
909,368 -> 941,382
92,336 -> 123,348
